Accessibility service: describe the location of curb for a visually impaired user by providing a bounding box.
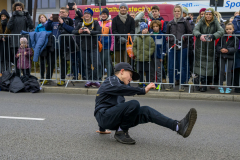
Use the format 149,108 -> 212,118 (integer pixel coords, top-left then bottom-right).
41,87 -> 240,102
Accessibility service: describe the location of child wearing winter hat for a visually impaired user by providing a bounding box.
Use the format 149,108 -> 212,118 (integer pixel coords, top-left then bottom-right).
133,22 -> 155,87
15,37 -> 33,76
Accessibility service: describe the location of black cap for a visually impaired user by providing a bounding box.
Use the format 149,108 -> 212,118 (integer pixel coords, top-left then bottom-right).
114,62 -> 140,81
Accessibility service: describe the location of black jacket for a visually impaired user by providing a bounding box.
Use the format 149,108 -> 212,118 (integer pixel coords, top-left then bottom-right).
74,10 -> 83,27
112,14 -> 135,51
7,11 -> 33,48
216,36 -> 239,59
94,75 -> 145,115
72,20 -> 101,51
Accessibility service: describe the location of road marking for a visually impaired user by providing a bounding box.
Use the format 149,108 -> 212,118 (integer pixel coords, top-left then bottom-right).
0,116 -> 45,121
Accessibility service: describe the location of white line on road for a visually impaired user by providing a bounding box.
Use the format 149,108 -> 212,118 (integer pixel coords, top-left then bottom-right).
0,116 -> 45,121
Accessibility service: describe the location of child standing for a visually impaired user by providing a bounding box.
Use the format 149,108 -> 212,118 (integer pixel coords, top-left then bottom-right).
216,23 -> 239,94
149,20 -> 166,89
15,37 -> 33,76
133,22 -> 155,87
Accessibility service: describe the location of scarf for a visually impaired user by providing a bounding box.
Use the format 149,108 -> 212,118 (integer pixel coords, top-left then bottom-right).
16,11 -> 24,16
205,17 -> 214,27
174,16 -> 182,23
1,19 -> 8,26
118,12 -> 128,24
83,18 -> 93,26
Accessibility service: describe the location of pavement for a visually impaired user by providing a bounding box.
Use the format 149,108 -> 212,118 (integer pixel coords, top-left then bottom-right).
0,92 -> 239,159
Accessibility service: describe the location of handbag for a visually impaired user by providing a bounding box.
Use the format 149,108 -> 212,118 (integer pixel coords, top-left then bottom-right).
126,33 -> 134,58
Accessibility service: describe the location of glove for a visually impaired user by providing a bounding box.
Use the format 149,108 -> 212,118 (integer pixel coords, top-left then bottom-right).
119,37 -> 127,44
24,11 -> 29,16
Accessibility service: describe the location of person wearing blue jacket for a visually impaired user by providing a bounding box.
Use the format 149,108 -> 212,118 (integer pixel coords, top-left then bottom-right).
149,20 -> 166,90
232,15 -> 240,93
45,7 -> 74,86
35,14 -> 55,85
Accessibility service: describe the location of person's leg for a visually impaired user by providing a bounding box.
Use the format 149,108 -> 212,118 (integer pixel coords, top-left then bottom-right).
104,49 -> 112,77
181,48 -> 188,84
81,50 -> 91,80
46,50 -> 56,80
168,49 -> 175,84
91,48 -> 102,81
226,60 -> 233,86
234,68 -> 240,92
150,58 -> 156,82
60,49 -> 66,81
219,58 -> 225,86
156,59 -> 162,83
40,56 -> 45,79
113,50 -> 120,64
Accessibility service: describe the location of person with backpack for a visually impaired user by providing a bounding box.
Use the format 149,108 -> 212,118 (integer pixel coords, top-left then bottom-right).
7,2 -> 34,77
98,8 -> 114,79
166,4 -> 192,92
72,8 -> 102,88
147,5 -> 166,33
193,8 -> 224,92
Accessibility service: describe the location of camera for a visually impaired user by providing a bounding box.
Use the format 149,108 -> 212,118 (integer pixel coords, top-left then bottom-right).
204,35 -> 212,42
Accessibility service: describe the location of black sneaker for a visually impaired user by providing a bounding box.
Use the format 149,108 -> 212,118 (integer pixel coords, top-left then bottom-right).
177,108 -> 197,138
114,131 -> 136,144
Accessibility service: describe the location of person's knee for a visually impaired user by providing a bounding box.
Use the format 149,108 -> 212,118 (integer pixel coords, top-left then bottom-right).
128,100 -> 140,110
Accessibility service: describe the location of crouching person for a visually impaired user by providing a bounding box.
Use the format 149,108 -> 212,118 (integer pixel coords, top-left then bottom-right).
94,62 -> 197,144
72,8 -> 102,88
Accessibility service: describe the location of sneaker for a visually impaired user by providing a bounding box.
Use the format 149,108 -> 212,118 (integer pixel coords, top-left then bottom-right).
92,82 -> 101,88
41,80 -> 49,85
156,84 -> 161,90
165,85 -> 173,91
179,86 -> 185,92
177,108 -> 197,138
85,81 -> 92,88
114,131 -> 136,144
225,88 -> 232,94
218,87 -> 224,94
57,81 -> 65,86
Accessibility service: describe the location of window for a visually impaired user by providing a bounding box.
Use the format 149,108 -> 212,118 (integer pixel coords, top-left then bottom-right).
32,0 -> 56,9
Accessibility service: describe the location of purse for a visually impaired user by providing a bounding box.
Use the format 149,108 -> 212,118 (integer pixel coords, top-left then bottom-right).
126,33 -> 134,58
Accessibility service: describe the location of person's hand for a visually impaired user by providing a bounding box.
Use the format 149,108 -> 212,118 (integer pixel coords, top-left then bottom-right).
145,6 -> 149,13
58,17 -> 63,24
145,83 -> 156,93
78,28 -> 84,34
160,59 -> 163,62
17,54 -> 20,58
24,52 -> 27,55
49,14 -> 53,21
66,4 -> 69,8
200,35 -> 207,42
2,38 -> 5,41
221,48 -> 228,53
83,27 -> 90,34
24,11 -> 29,16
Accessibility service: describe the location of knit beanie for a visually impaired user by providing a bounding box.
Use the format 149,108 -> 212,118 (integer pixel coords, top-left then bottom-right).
84,8 -> 93,16
182,7 -> 188,15
101,8 -> 109,17
205,8 -> 215,15
199,8 -> 206,14
140,22 -> 148,32
119,2 -> 128,10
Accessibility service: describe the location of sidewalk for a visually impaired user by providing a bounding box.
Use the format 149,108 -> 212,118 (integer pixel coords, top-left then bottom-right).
40,80 -> 240,102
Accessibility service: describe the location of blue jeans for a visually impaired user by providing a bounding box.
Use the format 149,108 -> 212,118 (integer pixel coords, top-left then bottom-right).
168,48 -> 188,84
95,100 -> 176,131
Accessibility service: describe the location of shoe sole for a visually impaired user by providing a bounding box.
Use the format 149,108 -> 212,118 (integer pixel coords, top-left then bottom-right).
183,108 -> 197,138
114,135 -> 136,144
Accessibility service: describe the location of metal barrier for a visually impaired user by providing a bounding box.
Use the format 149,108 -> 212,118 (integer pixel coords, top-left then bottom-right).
57,34 -> 176,89
179,34 -> 240,93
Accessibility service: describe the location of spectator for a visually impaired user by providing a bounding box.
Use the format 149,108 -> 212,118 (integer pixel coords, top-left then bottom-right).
72,8 -> 101,88
149,20 -> 166,89
133,22 -> 155,87
183,7 -> 195,30
166,4 -> 192,92
216,23 -> 239,94
147,5 -> 166,33
234,11 -> 239,17
134,9 -> 148,40
232,12 -> 240,93
193,8 -> 224,92
196,8 -> 206,24
129,11 -> 136,19
70,3 -> 83,27
229,16 -> 234,23
7,2 -> 33,76
15,37 -> 33,76
112,3 -> 135,64
35,14 -> 55,85
188,13 -> 194,21
45,7 -> 74,86
0,9 -> 11,73
98,8 -> 114,78
215,11 -> 225,29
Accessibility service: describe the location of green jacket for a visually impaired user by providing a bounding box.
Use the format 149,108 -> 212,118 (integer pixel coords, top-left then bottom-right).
133,33 -> 155,62
193,17 -> 224,76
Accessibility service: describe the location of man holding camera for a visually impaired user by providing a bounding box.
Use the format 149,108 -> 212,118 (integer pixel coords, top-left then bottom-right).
45,7 -> 74,86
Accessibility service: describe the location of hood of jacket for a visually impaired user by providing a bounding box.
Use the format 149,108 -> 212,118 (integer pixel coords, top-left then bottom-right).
234,15 -> 240,21
0,9 -> 10,19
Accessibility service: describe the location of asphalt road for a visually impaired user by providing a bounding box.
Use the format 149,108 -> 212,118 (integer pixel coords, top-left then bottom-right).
0,92 -> 239,160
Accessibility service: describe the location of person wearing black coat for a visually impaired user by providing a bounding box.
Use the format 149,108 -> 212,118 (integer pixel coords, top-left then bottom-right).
7,2 -> 34,76
0,9 -> 11,73
112,3 -> 135,64
72,8 -> 102,88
